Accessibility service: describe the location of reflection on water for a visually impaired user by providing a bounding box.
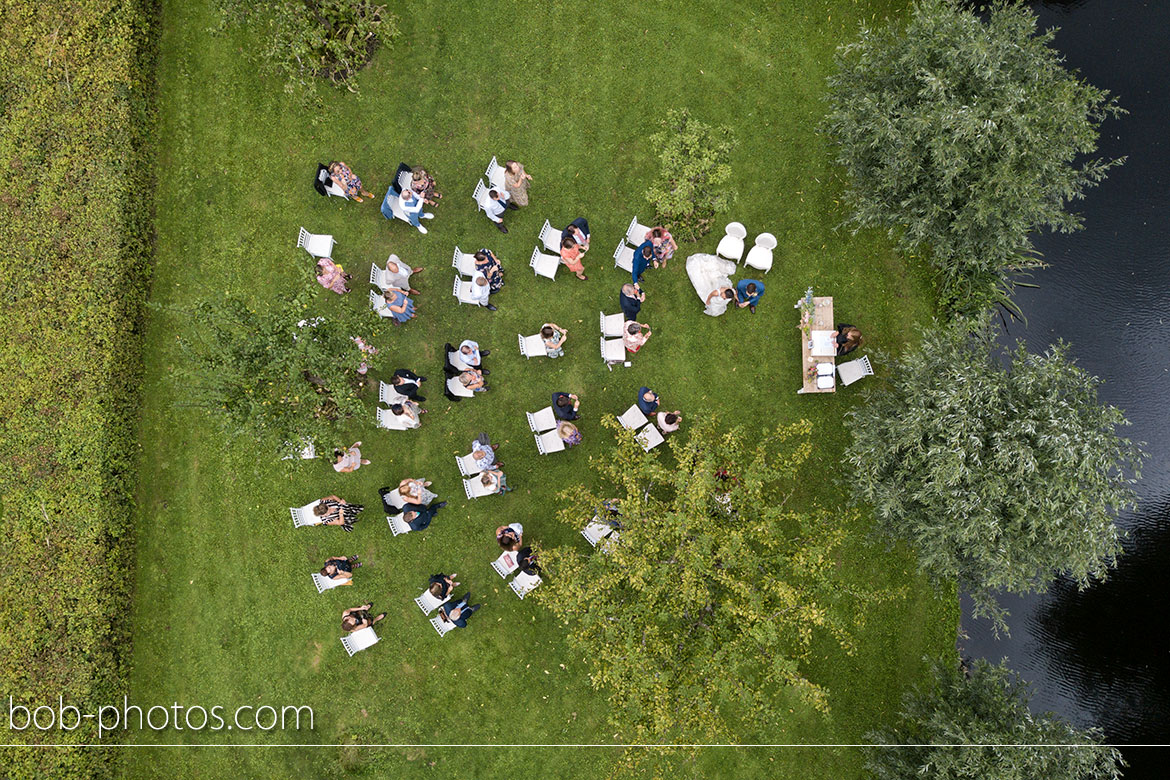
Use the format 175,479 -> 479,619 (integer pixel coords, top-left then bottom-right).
956,0 -> 1170,776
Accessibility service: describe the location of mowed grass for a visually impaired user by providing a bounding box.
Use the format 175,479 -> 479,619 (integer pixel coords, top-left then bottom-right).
124,0 -> 954,777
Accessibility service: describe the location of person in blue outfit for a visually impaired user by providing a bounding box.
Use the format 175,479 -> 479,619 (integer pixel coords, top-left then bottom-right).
735,279 -> 764,313
561,217 -> 590,250
552,391 -> 580,421
631,241 -> 654,284
399,500 -> 447,531
636,386 -> 659,415
619,283 -> 644,321
438,593 -> 481,628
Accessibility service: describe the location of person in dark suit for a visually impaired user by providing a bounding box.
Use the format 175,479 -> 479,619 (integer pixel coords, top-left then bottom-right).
401,500 -> 447,531
636,386 -> 660,415
427,573 -> 459,600
438,593 -> 480,628
390,368 -> 426,402
631,241 -> 654,284
552,392 -> 580,421
619,283 -> 645,321
515,546 -> 540,575
561,217 -> 590,251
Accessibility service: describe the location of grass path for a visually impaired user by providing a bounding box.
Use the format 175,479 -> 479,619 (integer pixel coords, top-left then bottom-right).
124,0 -> 955,776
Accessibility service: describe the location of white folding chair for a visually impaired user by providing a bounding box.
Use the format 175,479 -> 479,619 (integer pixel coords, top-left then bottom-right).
485,156 -> 506,189
397,168 -> 413,191
535,429 -> 566,455
600,311 -> 625,338
636,423 -> 665,452
452,246 -> 478,276
509,571 -> 542,599
625,216 -> 652,246
369,289 -> 391,317
415,588 -> 450,616
324,178 -> 348,199
453,276 -> 480,305
837,355 -> 874,386
340,626 -> 379,656
716,222 -> 747,263
538,219 -> 561,253
455,451 -> 485,477
600,531 -> 620,554
290,500 -> 322,528
601,336 -> 625,368
526,406 -> 557,433
462,476 -> 494,499
281,440 -> 316,460
518,332 -> 545,358
744,232 -> 776,273
369,263 -> 390,290
384,489 -> 407,510
529,246 -> 559,280
613,240 -> 634,273
491,550 -> 520,579
376,407 -> 412,431
472,179 -> 489,214
311,572 -> 346,593
387,513 -> 412,536
383,186 -> 410,223
618,405 -> 648,430
581,520 -> 614,547
430,614 -> 456,637
447,376 -> 476,398
378,381 -> 408,406
296,227 -> 335,258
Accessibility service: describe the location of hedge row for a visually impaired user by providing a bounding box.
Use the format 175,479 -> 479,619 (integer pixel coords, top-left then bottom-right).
0,1 -> 156,777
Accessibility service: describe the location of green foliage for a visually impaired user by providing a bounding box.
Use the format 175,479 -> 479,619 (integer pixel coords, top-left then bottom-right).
644,108 -> 737,242
539,416 -> 903,746
0,0 -> 156,776
823,0 -> 1124,315
866,659 -> 1125,780
168,289 -> 379,454
216,0 -> 396,98
845,318 -> 1142,630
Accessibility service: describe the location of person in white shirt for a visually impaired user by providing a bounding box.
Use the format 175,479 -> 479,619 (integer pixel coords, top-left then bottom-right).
467,273 -> 497,311
656,411 -> 682,434
484,188 -> 514,233
383,254 -> 422,294
399,188 -> 434,234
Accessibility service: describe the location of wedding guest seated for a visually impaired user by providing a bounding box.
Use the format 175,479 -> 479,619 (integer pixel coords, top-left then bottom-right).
384,255 -> 422,295
313,495 -> 364,532
387,400 -> 424,428
496,522 -> 524,550
328,161 -> 374,202
485,189 -> 513,233
480,468 -> 512,495
558,421 -> 582,448
399,188 -> 434,234
468,272 -> 497,311
401,499 -> 448,531
623,321 -> 652,353
515,546 -> 540,575
832,324 -> 863,356
474,249 -> 504,293
541,322 -> 568,357
389,368 -> 426,402
341,603 -> 385,632
656,411 -> 682,434
378,287 -> 417,324
471,433 -> 501,469
561,218 -> 590,252
646,226 -> 677,268
391,477 -> 439,506
560,236 -> 588,281
457,369 -> 487,393
446,340 -> 489,373
411,166 -> 442,205
427,573 -> 459,600
332,441 -> 369,473
552,391 -> 580,421
437,593 -> 480,629
321,555 -> 360,585
735,279 -> 765,313
316,258 -> 351,294
636,386 -> 660,415
619,283 -> 645,321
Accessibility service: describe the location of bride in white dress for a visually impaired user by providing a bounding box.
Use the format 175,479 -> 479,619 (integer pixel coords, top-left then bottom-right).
686,253 -> 738,316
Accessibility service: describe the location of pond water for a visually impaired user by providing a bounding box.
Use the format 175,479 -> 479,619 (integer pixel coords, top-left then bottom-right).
958,0 -> 1170,774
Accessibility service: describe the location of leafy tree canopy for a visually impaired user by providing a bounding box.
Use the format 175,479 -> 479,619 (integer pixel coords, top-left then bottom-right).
845,318 -> 1142,630
866,658 -> 1125,780
539,416 -> 902,745
823,0 -> 1124,315
645,108 -> 736,243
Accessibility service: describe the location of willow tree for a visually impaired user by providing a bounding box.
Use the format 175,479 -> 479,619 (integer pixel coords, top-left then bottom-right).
867,659 -> 1124,780
171,289 -> 377,455
824,0 -> 1124,315
845,319 -> 1142,630
538,416 -> 901,745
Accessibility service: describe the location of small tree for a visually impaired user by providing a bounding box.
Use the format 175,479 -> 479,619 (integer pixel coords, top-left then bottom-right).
538,416 -> 901,745
845,319 -> 1141,630
866,659 -> 1125,780
644,109 -> 736,243
171,289 -> 377,455
217,0 -> 396,98
823,0 -> 1124,315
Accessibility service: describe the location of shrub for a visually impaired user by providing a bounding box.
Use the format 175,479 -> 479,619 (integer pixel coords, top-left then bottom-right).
644,108 -> 736,243
217,0 -> 397,98
823,0 -> 1124,316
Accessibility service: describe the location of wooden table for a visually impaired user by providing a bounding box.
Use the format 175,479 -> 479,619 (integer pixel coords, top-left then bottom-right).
796,296 -> 835,394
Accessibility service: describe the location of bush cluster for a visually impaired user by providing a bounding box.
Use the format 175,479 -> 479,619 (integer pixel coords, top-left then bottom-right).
0,1 -> 156,776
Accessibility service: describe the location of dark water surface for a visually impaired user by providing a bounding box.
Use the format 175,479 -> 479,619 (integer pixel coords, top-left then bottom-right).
957,0 -> 1170,774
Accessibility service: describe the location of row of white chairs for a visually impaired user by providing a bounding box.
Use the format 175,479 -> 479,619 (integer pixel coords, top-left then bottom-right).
617,405 -> 665,451
600,311 -> 628,370
525,406 -> 565,455
490,550 -> 543,599
612,216 -> 653,274
716,222 -> 776,273
529,219 -> 562,280
581,515 -> 621,554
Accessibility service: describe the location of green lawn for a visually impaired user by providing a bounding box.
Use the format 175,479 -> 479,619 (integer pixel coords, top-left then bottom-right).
124,0 -> 955,777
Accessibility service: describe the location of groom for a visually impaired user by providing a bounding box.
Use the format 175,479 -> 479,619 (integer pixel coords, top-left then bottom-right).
735,279 -> 765,314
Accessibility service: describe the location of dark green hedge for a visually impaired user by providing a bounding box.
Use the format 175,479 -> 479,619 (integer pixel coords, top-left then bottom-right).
0,1 -> 155,776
